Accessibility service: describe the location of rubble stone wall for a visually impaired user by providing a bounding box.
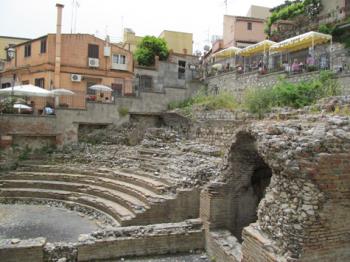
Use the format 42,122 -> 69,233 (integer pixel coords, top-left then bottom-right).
208,71 -> 350,100
0,220 -> 204,262
201,112 -> 350,261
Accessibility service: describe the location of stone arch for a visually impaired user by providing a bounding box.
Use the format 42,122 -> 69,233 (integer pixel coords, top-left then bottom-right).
223,131 -> 272,242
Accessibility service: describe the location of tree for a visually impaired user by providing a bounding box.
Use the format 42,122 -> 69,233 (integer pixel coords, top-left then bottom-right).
134,36 -> 169,66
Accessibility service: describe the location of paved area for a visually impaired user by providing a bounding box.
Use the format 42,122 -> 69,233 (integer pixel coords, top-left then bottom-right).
108,253 -> 210,262
0,204 -> 99,242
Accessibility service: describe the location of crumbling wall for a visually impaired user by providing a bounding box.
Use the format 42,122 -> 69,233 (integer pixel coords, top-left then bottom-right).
202,111 -> 350,261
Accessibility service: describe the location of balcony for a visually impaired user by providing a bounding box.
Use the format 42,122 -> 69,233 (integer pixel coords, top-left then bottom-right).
111,63 -> 128,71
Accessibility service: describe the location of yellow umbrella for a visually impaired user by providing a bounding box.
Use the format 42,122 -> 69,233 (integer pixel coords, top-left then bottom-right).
238,40 -> 276,57
270,31 -> 332,53
212,46 -> 241,59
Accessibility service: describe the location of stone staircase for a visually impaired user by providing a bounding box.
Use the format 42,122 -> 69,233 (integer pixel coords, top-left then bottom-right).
0,164 -> 195,227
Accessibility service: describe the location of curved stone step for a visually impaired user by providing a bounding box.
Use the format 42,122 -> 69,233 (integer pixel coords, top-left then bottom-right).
0,188 -> 135,225
0,196 -> 119,227
0,179 -> 149,214
3,171 -> 173,204
17,165 -> 172,194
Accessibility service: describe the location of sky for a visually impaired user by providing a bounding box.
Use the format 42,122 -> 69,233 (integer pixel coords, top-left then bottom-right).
0,0 -> 285,52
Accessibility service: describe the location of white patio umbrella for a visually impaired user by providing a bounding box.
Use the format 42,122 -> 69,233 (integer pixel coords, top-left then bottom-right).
13,104 -> 31,109
50,88 -> 75,107
88,85 -> 112,92
0,84 -> 53,97
50,88 -> 75,96
13,103 -> 32,113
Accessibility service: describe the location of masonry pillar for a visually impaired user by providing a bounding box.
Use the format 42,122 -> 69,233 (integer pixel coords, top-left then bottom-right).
54,3 -> 64,89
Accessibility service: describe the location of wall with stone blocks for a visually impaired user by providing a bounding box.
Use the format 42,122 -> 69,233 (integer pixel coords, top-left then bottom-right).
128,189 -> 201,226
77,230 -> 203,261
207,70 -> 350,100
0,237 -> 46,262
0,220 -> 204,262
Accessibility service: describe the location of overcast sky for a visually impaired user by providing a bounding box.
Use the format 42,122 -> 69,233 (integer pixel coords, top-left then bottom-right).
0,0 -> 284,52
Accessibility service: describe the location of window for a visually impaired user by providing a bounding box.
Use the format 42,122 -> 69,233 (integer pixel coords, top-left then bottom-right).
140,75 -> 152,90
247,22 -> 252,31
112,83 -> 123,97
24,44 -> 31,57
34,78 -> 45,88
1,83 -> 11,89
178,60 -> 186,79
40,39 -> 47,53
112,54 -> 126,64
88,44 -> 99,58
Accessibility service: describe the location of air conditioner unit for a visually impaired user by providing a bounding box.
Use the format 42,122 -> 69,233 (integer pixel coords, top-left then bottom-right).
88,58 -> 99,68
71,74 -> 82,82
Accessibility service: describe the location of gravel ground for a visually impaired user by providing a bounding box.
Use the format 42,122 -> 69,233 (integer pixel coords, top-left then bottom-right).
106,253 -> 210,262
0,204 -> 99,242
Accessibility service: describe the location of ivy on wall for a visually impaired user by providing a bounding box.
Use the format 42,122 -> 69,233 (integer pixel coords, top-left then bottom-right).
266,0 -> 322,36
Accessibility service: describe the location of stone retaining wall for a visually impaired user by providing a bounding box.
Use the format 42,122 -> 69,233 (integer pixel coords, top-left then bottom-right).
0,220 -> 205,262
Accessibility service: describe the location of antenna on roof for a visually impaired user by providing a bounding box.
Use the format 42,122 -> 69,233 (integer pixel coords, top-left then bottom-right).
70,0 -> 79,33
224,0 -> 228,12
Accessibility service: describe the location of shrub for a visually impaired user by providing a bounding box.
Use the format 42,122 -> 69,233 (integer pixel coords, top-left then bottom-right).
118,107 -> 129,117
243,71 -> 339,117
134,36 -> 169,66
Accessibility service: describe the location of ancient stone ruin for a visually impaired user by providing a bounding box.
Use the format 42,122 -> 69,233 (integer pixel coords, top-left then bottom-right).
1,96 -> 350,261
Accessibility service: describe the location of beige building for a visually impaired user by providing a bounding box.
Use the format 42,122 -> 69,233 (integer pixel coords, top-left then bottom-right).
122,28 -> 193,55
222,5 -> 270,49
0,36 -> 30,61
223,15 -> 266,48
246,5 -> 271,19
159,30 -> 193,55
0,4 -> 133,109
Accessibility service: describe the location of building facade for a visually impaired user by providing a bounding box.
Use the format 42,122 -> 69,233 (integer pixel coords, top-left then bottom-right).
0,33 -> 134,109
223,15 -> 266,48
122,29 -> 193,55
158,30 -> 193,55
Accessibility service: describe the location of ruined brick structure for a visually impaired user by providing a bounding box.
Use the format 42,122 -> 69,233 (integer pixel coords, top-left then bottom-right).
201,106 -> 350,261
1,97 -> 350,261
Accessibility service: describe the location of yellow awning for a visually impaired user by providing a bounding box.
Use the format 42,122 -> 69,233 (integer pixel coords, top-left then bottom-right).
238,40 -> 276,57
212,46 -> 241,59
270,31 -> 332,53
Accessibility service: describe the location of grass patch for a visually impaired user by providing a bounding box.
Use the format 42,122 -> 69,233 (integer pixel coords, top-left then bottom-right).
243,71 -> 340,118
168,88 -> 237,115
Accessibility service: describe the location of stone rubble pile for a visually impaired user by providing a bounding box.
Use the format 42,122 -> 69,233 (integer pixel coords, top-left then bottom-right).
50,127 -> 223,190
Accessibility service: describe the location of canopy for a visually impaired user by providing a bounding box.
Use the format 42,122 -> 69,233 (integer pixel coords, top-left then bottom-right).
88,85 -> 112,92
270,31 -> 332,53
0,85 -> 52,97
212,46 -> 241,59
239,40 -> 276,57
50,88 -> 75,96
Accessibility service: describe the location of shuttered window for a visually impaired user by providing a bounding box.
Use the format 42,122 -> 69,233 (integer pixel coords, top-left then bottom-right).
88,44 -> 99,58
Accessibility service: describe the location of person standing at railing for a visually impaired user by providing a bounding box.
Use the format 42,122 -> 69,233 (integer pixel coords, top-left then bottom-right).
292,59 -> 301,73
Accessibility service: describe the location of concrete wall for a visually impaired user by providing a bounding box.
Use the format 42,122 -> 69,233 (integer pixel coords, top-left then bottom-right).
0,84 -> 202,146
0,36 -> 30,61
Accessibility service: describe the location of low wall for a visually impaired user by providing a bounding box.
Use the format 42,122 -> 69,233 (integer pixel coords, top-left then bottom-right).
0,238 -> 46,262
0,220 -> 204,262
207,70 -> 350,100
0,84 -> 202,146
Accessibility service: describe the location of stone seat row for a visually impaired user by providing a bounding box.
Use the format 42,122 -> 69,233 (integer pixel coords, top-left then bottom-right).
0,166 -> 176,226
